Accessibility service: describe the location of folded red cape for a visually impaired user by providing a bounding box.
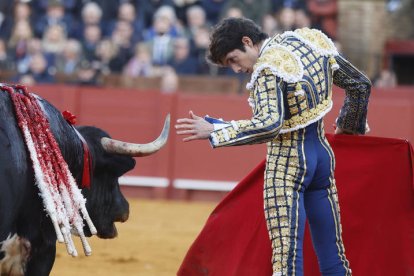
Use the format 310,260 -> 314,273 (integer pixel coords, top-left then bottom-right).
178,134 -> 414,276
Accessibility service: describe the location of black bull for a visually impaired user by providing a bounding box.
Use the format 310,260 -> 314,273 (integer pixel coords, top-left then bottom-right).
0,91 -> 169,275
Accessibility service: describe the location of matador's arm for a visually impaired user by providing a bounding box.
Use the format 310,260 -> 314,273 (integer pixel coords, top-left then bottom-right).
209,68 -> 285,148
333,54 -> 371,135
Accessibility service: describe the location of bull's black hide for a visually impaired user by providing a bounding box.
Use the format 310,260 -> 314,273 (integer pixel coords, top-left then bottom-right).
0,91 -> 134,275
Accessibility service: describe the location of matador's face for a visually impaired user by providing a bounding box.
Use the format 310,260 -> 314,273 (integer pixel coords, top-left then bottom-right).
222,36 -> 260,74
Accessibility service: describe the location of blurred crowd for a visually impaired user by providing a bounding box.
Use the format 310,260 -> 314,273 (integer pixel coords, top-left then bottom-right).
0,0 -> 340,89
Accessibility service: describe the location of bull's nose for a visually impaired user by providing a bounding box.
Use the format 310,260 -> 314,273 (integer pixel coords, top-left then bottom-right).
115,211 -> 129,223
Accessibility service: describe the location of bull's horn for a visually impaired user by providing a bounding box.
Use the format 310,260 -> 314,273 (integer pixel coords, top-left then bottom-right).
101,114 -> 170,157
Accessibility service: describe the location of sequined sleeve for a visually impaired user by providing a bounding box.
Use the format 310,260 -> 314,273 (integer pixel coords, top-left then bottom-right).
333,54 -> 371,134
209,69 -> 284,148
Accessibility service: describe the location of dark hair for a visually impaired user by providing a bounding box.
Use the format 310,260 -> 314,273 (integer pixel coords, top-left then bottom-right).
207,17 -> 268,65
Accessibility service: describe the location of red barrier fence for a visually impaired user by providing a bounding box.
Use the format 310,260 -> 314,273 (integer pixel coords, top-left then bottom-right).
29,84 -> 414,200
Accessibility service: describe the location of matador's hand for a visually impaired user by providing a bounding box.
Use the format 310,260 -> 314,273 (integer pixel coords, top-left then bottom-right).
175,111 -> 214,142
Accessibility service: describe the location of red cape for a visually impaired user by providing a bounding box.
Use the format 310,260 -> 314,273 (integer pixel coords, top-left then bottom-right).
178,134 -> 414,276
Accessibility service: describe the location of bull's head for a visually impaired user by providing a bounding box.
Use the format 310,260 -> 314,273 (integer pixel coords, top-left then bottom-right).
78,115 -> 169,239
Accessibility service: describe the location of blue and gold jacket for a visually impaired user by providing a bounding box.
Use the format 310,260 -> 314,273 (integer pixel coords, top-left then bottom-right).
208,28 -> 371,148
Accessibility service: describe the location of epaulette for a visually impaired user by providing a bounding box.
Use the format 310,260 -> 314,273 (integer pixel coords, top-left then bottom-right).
289,28 -> 339,57
246,45 -> 303,90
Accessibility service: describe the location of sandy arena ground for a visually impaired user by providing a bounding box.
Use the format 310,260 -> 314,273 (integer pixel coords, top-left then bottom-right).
51,199 -> 216,276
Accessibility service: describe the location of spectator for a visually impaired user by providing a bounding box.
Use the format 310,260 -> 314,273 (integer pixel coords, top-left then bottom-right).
118,3 -> 144,43
261,13 -> 281,36
73,59 -> 101,86
0,39 -> 13,71
172,0 -> 201,26
0,1 -> 13,23
160,66 -> 179,93
110,20 -> 135,72
168,36 -> 199,75
191,25 -> 212,74
14,2 -> 33,22
185,5 -> 209,38
42,24 -> 67,56
277,7 -> 296,31
28,53 -> 55,83
222,6 -> 243,18
144,6 -> 180,65
81,24 -> 102,61
8,20 -> 33,61
95,39 -> 121,75
123,43 -> 154,78
271,0 -> 306,13
294,8 -> 312,29
185,5 -> 209,65
83,0 -> 122,27
144,5 -> 182,41
81,2 -> 103,26
135,0 -> 175,29
200,0 -> 228,25
34,0 -> 76,38
0,0 -> 346,85
107,2 -> 144,42
192,25 -> 210,51
223,0 -> 270,22
31,0 -> 81,20
55,39 -> 82,75
15,53 -> 55,84
74,2 -> 106,39
0,1 -> 33,40
15,38 -> 47,74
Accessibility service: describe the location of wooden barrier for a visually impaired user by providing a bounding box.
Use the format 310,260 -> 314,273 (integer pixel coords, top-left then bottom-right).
15,84 -> 414,200
178,75 -> 240,94
1,71 -> 242,95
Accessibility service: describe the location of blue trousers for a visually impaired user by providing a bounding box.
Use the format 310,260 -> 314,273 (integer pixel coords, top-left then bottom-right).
264,121 -> 351,276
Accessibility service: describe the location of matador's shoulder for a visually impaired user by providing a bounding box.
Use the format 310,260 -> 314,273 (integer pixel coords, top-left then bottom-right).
246,42 -> 303,90
290,28 -> 339,57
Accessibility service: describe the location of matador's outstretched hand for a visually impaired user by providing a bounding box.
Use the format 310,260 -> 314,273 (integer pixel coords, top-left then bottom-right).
175,111 -> 214,142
